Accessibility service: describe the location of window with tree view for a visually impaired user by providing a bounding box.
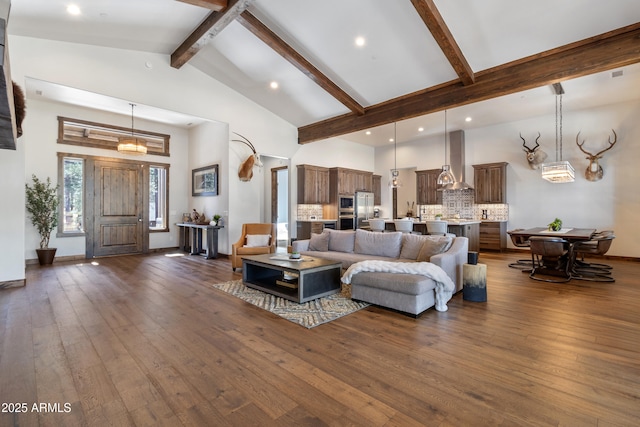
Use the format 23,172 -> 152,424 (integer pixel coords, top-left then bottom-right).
63,157 -> 84,233
150,165 -> 168,231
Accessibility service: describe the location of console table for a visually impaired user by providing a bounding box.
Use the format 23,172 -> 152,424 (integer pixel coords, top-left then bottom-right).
177,223 -> 224,259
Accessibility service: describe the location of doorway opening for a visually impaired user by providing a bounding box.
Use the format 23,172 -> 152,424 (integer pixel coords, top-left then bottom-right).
271,166 -> 289,252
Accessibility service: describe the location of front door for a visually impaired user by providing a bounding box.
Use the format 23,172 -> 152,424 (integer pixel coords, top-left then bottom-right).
92,160 -> 146,257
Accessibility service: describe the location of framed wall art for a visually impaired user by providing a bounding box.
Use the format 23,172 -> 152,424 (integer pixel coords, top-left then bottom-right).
192,164 -> 219,196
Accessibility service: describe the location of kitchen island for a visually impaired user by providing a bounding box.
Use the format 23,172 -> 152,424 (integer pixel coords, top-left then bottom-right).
380,219 -> 481,252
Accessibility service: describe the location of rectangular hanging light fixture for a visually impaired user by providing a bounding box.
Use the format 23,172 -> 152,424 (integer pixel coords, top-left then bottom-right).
541,88 -> 574,183
541,161 -> 575,183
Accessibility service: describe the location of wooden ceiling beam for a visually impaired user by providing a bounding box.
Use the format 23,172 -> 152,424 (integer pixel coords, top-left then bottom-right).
236,11 -> 365,116
171,0 -> 254,69
298,23 -> 640,144
410,0 -> 474,85
176,0 -> 228,11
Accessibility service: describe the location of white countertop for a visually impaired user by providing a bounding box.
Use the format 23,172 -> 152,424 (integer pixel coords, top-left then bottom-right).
380,218 -> 482,225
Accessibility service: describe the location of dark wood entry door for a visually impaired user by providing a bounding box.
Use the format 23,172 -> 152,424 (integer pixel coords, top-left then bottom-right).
92,160 -> 146,257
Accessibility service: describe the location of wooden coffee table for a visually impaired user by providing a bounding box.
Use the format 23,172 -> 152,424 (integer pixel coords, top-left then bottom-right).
242,254 -> 342,303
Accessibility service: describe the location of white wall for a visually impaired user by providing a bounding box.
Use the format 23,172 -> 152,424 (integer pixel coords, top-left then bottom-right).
374,99 -> 640,257
188,121 -> 230,252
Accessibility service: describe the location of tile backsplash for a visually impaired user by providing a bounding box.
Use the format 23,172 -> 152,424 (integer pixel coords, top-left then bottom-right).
418,189 -> 509,221
297,204 -> 324,220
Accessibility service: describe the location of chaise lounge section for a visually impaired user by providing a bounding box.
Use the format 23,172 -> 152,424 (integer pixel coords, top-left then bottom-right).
292,229 -> 469,315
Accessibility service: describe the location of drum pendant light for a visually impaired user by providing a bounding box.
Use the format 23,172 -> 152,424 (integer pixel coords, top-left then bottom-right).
117,103 -> 147,155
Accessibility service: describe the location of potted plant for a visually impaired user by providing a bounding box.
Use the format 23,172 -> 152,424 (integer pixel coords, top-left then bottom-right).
548,218 -> 563,231
435,213 -> 443,220
25,174 -> 60,265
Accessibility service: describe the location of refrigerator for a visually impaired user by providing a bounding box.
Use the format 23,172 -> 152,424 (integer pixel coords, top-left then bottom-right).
355,192 -> 375,229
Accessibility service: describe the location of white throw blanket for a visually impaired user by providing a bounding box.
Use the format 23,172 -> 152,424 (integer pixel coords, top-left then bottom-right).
342,260 -> 455,312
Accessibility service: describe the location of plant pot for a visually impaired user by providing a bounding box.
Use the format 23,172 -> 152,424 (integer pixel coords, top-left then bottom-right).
36,248 -> 57,266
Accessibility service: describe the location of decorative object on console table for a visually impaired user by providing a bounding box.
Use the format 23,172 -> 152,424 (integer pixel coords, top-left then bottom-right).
25,175 -> 60,265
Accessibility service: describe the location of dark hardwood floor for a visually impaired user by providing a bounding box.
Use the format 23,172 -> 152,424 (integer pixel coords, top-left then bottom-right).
1,250 -> 639,426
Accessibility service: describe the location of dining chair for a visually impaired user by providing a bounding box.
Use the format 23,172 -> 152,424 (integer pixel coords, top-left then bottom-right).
571,232 -> 615,282
507,229 -> 533,270
425,220 -> 448,235
528,236 -> 571,283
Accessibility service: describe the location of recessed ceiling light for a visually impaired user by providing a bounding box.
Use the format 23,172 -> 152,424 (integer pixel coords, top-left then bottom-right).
355,36 -> 366,47
418,127 -> 424,132
365,131 -> 371,135
270,81 -> 279,89
67,4 -> 81,15
465,117 -> 472,122
389,137 -> 394,143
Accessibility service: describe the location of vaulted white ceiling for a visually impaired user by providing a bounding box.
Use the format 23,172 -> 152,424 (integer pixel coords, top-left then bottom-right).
8,0 -> 640,146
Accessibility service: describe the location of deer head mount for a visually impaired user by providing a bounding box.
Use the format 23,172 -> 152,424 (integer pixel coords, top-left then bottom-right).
232,132 -> 263,182
520,132 -> 548,169
575,130 -> 617,182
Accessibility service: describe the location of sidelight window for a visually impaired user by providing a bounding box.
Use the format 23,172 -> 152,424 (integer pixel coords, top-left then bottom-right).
61,157 -> 85,234
149,165 -> 168,231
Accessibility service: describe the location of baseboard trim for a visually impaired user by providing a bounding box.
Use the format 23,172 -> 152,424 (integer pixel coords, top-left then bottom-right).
0,279 -> 26,289
25,248 -> 230,264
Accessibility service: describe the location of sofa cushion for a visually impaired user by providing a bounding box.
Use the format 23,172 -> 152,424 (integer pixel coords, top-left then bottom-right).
354,229 -> 402,258
416,235 -> 453,262
308,231 -> 330,251
350,272 -> 437,296
327,229 -> 356,253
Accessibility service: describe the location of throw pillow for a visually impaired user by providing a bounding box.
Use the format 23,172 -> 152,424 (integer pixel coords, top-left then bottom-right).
354,229 -> 402,258
399,233 -> 429,260
327,229 -> 356,253
244,234 -> 271,247
416,236 -> 453,262
308,231 -> 330,251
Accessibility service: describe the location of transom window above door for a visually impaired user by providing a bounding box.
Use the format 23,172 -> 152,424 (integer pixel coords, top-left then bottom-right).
57,116 -> 171,156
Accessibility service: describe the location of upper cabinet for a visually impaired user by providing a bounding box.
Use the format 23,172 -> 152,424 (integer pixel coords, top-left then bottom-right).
331,167 -> 373,194
473,162 -> 508,204
415,169 -> 443,205
297,164 -> 330,204
372,175 -> 381,205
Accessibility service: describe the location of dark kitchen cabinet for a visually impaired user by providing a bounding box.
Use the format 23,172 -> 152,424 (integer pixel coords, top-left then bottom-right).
297,164 -> 330,204
473,162 -> 508,204
416,169 -> 443,205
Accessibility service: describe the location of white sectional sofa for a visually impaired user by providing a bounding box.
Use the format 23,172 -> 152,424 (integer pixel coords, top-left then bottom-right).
292,229 -> 469,315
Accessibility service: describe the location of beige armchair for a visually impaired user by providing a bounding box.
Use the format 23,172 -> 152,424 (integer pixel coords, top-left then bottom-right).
231,223 -> 277,271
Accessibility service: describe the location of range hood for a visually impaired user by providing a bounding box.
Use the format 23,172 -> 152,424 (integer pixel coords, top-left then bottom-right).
442,130 -> 473,190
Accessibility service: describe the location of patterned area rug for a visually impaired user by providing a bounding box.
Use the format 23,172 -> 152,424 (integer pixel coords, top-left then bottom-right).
211,280 -> 370,329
